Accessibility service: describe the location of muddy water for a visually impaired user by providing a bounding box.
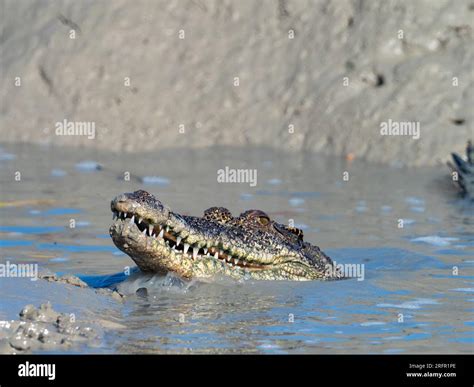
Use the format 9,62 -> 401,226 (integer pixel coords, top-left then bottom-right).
0,143 -> 472,353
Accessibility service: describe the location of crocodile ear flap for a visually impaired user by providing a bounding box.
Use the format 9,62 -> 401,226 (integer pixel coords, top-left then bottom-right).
287,226 -> 304,240
274,223 -> 305,241
203,207 -> 233,224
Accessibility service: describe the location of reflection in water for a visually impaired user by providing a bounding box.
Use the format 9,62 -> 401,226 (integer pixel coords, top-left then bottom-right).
113,274 -> 296,353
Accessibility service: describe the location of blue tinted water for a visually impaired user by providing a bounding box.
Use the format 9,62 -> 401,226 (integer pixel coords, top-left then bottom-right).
0,144 -> 472,353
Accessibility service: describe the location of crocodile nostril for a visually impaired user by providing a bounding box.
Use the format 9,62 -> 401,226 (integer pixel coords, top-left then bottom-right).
117,195 -> 129,203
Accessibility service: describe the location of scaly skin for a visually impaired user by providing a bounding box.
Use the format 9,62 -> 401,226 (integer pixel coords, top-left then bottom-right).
109,190 -> 340,281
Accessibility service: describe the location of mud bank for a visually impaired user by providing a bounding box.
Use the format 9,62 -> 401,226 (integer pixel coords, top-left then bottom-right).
0,272 -> 125,354
1,0 -> 473,166
0,302 -> 98,354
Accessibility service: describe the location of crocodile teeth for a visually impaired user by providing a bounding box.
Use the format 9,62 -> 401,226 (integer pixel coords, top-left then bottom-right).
183,244 -> 190,255
176,237 -> 181,247
148,225 -> 153,236
130,215 -> 135,223
142,229 -> 146,235
118,212 -> 122,218
242,261 -> 247,266
214,252 -> 219,259
203,248 -> 208,254
166,226 -> 170,233
234,259 -> 239,265
138,218 -> 142,224
158,229 -> 164,238
193,247 -> 199,260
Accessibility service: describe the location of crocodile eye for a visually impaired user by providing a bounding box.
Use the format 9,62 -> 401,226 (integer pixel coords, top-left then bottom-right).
239,209 -> 271,225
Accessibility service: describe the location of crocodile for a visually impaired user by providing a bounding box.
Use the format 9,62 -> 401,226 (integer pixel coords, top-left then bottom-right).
448,140 -> 474,200
109,190 -> 339,281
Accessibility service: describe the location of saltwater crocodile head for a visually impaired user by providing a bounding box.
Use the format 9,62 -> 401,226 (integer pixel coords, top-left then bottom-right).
109,190 -> 339,281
